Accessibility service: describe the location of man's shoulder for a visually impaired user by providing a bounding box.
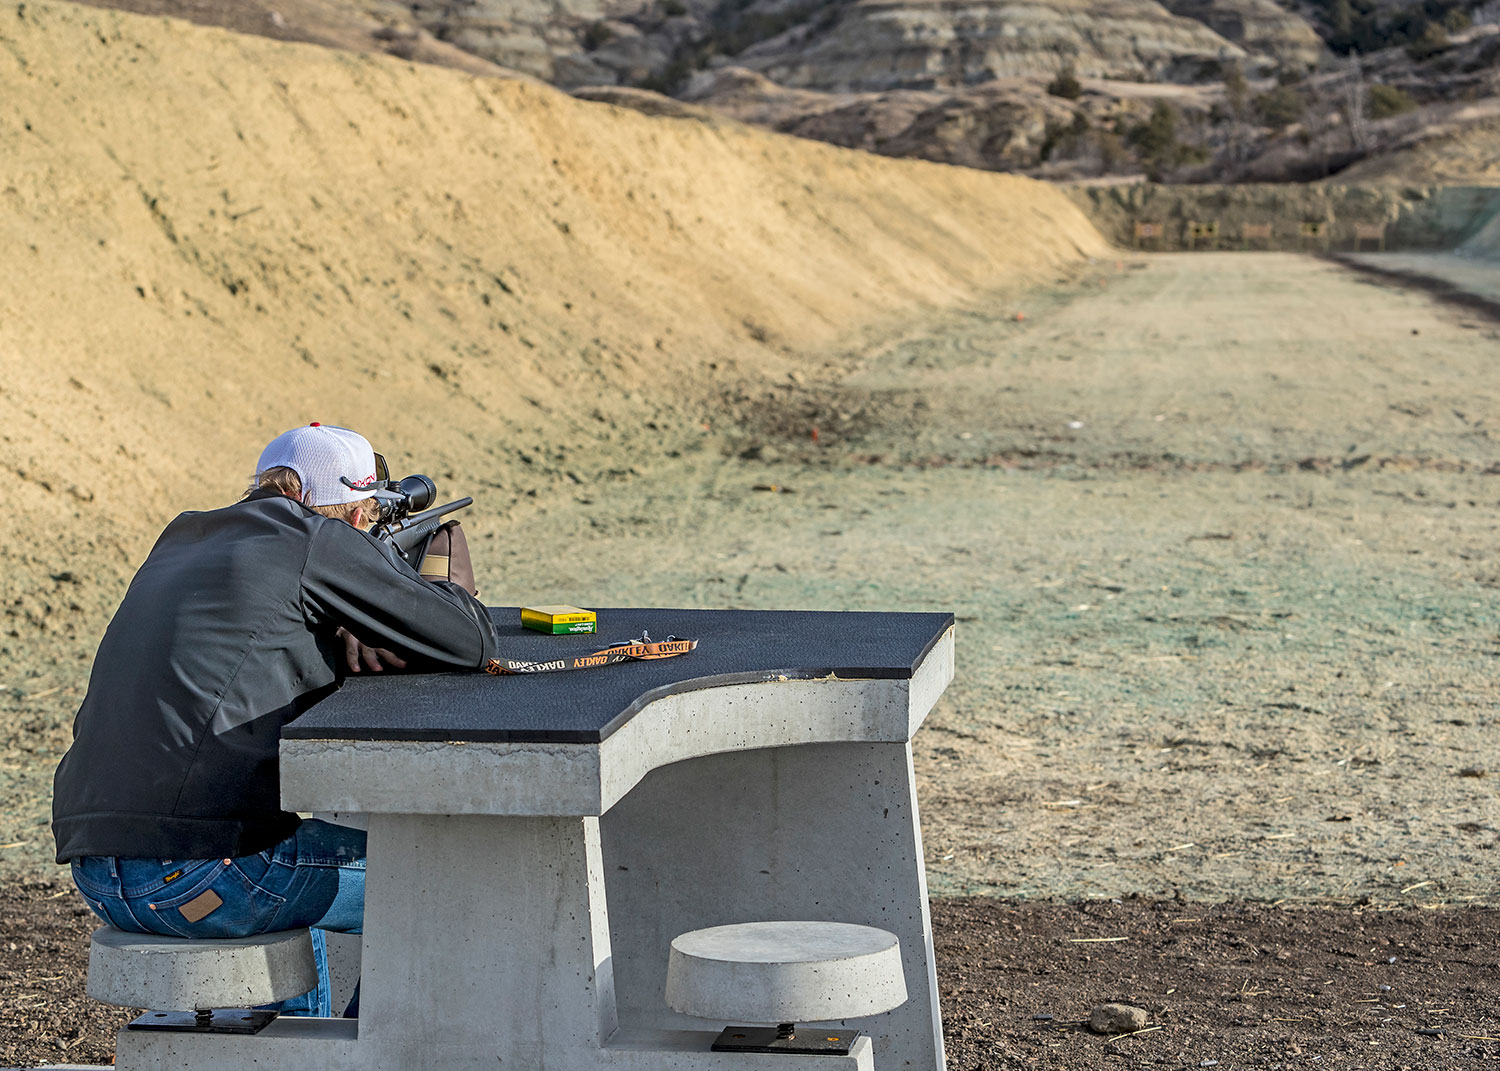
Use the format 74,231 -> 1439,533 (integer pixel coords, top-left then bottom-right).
154,494 -> 323,548
238,488 -> 317,516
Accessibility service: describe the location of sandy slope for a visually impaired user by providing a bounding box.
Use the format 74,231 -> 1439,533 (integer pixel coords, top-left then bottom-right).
0,0 -> 1105,870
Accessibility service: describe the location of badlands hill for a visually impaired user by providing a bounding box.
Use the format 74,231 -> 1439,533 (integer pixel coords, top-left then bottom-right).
72,0 -> 1500,187
0,0 -> 1105,866
331,0 -> 1312,88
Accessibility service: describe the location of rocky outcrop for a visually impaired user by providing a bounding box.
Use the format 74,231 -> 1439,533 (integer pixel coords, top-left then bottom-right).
680,67 -> 1079,170
368,0 -> 1331,100
393,0 -> 612,82
722,0 -> 1246,89
1159,0 -> 1323,71
389,0 -> 1270,91
795,85 -> 1071,169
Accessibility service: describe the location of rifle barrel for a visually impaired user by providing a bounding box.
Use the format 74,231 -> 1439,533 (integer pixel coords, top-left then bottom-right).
385,497 -> 474,555
396,497 -> 473,532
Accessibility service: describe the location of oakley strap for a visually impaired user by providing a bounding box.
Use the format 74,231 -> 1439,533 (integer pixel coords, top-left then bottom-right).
485,636 -> 698,676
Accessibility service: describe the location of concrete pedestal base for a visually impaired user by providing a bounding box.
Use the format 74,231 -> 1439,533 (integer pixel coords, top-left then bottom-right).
601,742 -> 944,1071
112,743 -> 936,1071
116,1020 -> 872,1070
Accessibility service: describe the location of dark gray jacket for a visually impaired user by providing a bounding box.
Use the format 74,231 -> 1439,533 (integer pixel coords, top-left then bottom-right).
52,490 -> 500,862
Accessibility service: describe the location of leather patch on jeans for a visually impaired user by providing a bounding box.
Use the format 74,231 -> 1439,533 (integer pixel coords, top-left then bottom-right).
178,889 -> 223,923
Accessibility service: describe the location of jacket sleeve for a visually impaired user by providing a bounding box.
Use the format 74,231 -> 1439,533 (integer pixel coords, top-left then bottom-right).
299,519 -> 500,669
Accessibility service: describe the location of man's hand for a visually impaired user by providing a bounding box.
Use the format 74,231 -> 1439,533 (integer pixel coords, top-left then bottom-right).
336,627 -> 409,674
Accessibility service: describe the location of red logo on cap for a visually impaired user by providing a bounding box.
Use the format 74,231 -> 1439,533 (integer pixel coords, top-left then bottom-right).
309,422 -> 322,427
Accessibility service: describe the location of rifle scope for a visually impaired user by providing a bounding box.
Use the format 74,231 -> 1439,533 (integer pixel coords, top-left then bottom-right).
381,474 -> 437,521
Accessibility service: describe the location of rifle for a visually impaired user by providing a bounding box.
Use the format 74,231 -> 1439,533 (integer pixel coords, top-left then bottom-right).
344,470 -> 472,563
345,467 -> 701,673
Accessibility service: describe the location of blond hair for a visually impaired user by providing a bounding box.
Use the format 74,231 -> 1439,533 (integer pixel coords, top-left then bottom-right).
246,466 -> 377,525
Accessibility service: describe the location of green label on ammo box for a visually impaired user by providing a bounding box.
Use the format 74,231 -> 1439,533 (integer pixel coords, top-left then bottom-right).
524,619 -> 598,634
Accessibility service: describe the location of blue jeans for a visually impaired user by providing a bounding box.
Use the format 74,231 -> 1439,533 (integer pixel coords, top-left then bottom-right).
71,819 -> 366,1017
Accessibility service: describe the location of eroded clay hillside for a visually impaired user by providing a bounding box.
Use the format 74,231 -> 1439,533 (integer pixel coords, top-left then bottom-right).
72,0 -> 1500,188
377,0 -> 1316,87
0,0 -> 1106,869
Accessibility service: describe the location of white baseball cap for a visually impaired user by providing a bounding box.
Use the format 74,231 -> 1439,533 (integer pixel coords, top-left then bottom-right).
256,423 -> 383,507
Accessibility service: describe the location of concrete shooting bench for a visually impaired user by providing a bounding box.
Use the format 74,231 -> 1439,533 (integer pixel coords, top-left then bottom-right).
104,607 -> 954,1071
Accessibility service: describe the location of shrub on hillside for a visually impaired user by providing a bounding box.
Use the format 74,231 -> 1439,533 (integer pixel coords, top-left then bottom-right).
640,53 -> 696,92
1040,110 -> 1091,160
1047,65 -> 1083,100
1126,101 -> 1208,180
1223,62 -> 1248,119
1407,21 -> 1450,59
1366,83 -> 1417,119
582,20 -> 614,50
708,0 -> 839,56
1254,85 -> 1304,129
1097,128 -> 1129,173
1320,0 -> 1468,56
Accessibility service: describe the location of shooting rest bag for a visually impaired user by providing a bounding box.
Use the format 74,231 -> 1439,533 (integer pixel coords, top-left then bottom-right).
417,522 -> 477,596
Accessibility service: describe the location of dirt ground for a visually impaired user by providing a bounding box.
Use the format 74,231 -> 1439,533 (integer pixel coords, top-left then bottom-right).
6,252 -> 1500,1065
6,879 -> 1500,1069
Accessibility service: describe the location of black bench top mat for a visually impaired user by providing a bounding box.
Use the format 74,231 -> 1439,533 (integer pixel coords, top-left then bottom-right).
283,607 -> 954,744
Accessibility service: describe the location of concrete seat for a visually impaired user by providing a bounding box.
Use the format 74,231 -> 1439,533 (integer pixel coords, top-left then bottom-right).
666,921 -> 907,1024
88,926 -> 318,1011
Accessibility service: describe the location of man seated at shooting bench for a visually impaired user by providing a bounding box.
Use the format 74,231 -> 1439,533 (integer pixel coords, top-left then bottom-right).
51,423 -> 500,1016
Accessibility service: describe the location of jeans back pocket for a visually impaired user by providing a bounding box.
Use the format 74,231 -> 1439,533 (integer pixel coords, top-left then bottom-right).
144,862 -> 288,938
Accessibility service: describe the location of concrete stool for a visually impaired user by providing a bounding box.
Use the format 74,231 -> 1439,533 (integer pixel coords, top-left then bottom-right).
88,926 -> 318,1034
666,921 -> 907,1057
